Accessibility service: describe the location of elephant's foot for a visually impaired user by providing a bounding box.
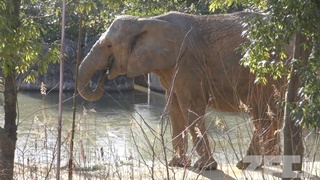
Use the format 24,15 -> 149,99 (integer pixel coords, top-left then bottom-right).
168,155 -> 191,168
236,159 -> 251,170
236,157 -> 262,170
194,156 -> 217,170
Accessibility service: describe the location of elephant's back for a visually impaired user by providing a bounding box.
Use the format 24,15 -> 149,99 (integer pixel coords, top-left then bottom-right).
155,12 -> 194,30
155,11 -> 259,31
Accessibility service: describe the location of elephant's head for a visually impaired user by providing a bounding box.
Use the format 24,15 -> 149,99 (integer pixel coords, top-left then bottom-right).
78,15 -> 187,101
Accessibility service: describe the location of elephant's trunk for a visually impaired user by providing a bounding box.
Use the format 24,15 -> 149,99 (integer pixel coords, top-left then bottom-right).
77,42 -> 109,101
77,68 -> 106,101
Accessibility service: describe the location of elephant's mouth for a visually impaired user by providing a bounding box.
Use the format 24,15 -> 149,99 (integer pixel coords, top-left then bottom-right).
105,55 -> 115,75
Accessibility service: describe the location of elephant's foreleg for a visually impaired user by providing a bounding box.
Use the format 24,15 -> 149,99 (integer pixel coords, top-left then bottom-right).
168,95 -> 191,167
189,118 -> 217,170
185,103 -> 217,170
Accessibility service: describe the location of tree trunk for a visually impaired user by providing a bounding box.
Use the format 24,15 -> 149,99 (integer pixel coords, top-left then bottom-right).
282,32 -> 307,179
0,1 -> 21,179
0,72 -> 18,180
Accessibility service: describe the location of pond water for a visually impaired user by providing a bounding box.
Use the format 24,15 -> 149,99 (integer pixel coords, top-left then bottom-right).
0,87 -> 319,169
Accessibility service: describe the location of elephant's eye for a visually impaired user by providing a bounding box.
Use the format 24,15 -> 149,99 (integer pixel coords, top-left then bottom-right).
107,44 -> 112,49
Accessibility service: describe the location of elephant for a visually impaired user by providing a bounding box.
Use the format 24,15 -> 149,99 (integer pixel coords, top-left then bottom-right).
77,11 -> 287,170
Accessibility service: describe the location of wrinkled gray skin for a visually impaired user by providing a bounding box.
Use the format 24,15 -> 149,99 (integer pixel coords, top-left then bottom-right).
78,12 -> 287,170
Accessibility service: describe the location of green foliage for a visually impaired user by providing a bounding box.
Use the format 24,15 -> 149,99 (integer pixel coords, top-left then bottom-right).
122,0 -> 213,16
20,0 -> 107,42
122,0 -> 186,16
295,45 -> 320,128
0,0 -> 59,84
209,0 -> 320,127
240,15 -> 290,84
209,0 -> 266,12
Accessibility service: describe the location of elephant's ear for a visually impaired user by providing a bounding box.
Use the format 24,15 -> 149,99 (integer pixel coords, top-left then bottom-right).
126,18 -> 187,77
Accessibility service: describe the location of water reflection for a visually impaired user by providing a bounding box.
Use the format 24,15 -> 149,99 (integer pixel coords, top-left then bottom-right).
0,89 -> 170,166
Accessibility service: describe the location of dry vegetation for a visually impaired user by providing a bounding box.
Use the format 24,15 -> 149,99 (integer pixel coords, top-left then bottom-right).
1,88 -> 319,179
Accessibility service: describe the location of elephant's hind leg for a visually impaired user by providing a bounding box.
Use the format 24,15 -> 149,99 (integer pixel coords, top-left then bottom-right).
237,84 -> 282,170
236,127 -> 262,170
237,117 -> 281,170
168,94 -> 191,168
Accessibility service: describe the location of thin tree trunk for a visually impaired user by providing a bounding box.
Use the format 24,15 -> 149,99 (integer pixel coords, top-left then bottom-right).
68,12 -> 83,180
0,0 -> 21,179
0,73 -> 17,180
57,0 -> 66,179
282,32 -> 307,179
0,128 -> 16,180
